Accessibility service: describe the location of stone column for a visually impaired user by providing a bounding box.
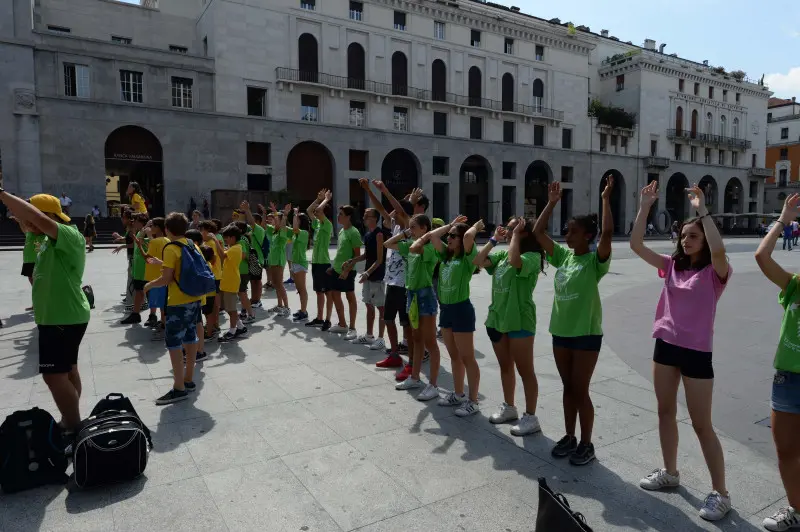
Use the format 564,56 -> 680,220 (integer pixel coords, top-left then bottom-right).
12,89 -> 42,198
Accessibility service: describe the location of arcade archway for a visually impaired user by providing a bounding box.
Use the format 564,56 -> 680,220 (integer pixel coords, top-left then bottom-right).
105,125 -> 164,217
524,160 -> 552,219
381,149 -> 420,209
459,156 -> 491,223
286,141 -> 334,210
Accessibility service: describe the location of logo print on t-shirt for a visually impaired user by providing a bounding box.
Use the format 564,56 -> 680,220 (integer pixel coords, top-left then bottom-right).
493,261 -> 511,293
440,260 -> 455,286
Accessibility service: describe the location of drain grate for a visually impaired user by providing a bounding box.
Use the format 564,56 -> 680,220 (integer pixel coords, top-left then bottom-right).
755,417 -> 772,428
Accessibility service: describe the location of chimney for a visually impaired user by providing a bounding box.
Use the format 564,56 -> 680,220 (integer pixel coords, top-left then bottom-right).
643,38 -> 656,50
703,60 -> 709,66
600,29 -> 609,37
659,43 -> 667,53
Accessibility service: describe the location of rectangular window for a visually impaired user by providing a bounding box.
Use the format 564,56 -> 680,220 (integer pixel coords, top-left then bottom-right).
781,127 -> 789,139
301,0 -> 315,10
752,153 -> 757,167
349,150 -> 368,171
780,168 -> 788,187
471,29 -> 481,48
650,139 -> 657,156
434,21 -> 445,40
674,143 -> 682,160
736,92 -> 741,103
708,86 -> 714,99
393,106 -> 408,131
64,64 -> 90,98
732,152 -> 738,166
678,79 -> 684,92
718,150 -> 725,165
433,182 -> 449,220
349,100 -> 366,127
111,35 -> 132,44
561,166 -> 573,183
599,133 -> 607,152
47,25 -> 70,33
562,128 -> 572,149
171,77 -> 193,109
694,82 -> 700,95
535,45 -> 544,61
301,94 -> 319,122
433,111 -> 447,136
690,146 -> 697,162
504,38 -> 514,54
781,148 -> 789,160
119,70 -> 143,103
620,136 -> 628,153
246,142 -> 271,166
502,161 -> 516,180
169,45 -> 188,54
616,75 -> 624,91
502,186 -> 515,224
503,121 -> 515,143
247,174 -> 272,192
203,36 -> 208,56
393,11 -> 406,31
610,135 -> 618,152
722,89 -> 728,102
432,156 -> 449,176
704,148 -> 711,164
470,117 -> 482,140
534,125 -> 545,147
349,1 -> 363,20
247,87 -> 267,116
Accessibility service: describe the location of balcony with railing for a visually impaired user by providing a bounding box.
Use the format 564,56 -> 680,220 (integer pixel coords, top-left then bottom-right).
349,9 -> 363,20
666,129 -> 751,150
644,156 -> 670,169
748,167 -> 774,178
276,67 -> 565,121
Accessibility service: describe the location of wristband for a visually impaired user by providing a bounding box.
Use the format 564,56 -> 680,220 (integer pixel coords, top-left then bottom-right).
776,220 -> 786,227
488,238 -> 497,246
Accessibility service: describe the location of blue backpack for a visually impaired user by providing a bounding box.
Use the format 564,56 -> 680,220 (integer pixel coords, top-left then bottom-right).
163,241 -> 216,297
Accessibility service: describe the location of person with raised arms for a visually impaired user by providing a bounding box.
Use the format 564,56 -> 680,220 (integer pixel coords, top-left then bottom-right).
305,189 -> 335,330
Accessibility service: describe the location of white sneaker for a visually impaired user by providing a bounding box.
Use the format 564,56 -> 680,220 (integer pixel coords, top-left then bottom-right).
328,324 -> 348,334
510,413 -> 541,436
639,468 -> 680,491
267,306 -> 280,314
437,391 -> 467,407
350,333 -> 373,344
763,506 -> 800,531
278,307 -> 291,317
395,377 -> 422,391
489,403 -> 519,424
416,384 -> 439,402
369,338 -> 386,351
455,401 -> 480,417
699,491 -> 731,522
343,328 -> 358,341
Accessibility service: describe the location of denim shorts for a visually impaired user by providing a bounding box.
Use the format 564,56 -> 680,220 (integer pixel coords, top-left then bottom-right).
486,327 -> 534,344
772,371 -> 800,414
407,286 -> 438,317
147,286 -> 167,310
165,301 -> 201,350
439,299 -> 476,333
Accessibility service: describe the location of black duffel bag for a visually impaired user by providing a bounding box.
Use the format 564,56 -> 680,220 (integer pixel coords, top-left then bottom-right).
536,477 -> 594,532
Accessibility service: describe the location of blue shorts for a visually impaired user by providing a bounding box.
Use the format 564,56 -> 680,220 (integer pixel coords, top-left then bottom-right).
147,287 -> 167,310
407,286 -> 438,317
486,327 -> 534,344
439,299 -> 476,333
165,302 -> 201,350
772,370 -> 800,414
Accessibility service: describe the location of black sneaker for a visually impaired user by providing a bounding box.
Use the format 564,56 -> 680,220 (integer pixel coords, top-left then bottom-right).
320,320 -> 332,332
183,381 -> 197,392
569,442 -> 596,466
218,331 -> 236,343
305,318 -> 325,328
195,351 -> 209,363
234,326 -> 248,337
398,343 -> 409,354
551,435 -> 578,458
204,331 -> 216,340
293,311 -> 308,322
155,388 -> 189,405
144,314 -> 158,327
120,313 -> 141,325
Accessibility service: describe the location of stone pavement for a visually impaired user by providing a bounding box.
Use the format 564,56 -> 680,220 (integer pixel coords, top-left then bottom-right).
0,239 -> 788,531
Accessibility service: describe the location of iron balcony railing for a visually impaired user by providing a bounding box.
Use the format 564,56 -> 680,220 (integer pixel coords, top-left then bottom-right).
748,167 -> 774,178
666,129 -> 751,149
644,156 -> 670,168
276,67 -> 564,120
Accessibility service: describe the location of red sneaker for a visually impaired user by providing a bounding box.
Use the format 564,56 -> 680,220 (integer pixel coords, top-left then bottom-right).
376,354 -> 403,369
395,363 -> 412,381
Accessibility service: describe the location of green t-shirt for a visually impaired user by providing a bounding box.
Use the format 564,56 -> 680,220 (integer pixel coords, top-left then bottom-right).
332,226 -> 363,274
484,250 -> 541,334
312,219 -> 333,265
250,224 -> 266,266
546,243 -> 611,337
23,232 -> 46,264
437,245 -> 478,305
776,275 -> 800,373
238,236 -> 251,275
292,230 -> 310,269
32,224 -> 91,326
132,232 -> 147,281
267,227 -> 291,267
397,241 -> 438,291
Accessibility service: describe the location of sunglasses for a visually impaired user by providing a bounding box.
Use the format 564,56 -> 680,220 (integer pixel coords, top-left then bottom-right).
446,232 -> 461,239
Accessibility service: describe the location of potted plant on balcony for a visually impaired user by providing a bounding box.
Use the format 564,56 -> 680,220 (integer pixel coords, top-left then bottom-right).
730,70 -> 746,82
588,99 -> 637,130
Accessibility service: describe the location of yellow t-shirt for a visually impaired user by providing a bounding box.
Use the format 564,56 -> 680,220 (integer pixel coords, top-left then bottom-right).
130,193 -> 147,214
144,237 -> 169,281
220,244 -> 243,293
205,238 -> 223,280
162,238 -> 203,306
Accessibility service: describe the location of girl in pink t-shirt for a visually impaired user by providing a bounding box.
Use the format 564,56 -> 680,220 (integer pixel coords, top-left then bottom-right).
629,181 -> 732,522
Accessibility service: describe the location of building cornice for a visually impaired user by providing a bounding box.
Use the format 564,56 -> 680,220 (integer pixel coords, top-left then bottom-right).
669,92 -> 746,113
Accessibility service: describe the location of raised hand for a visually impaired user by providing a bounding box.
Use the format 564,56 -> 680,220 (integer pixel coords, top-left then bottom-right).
548,182 -> 562,204
494,226 -> 508,242
283,203 -> 292,215
601,175 -> 614,201
781,193 -> 800,223
640,181 -> 659,208
686,184 -> 706,214
473,219 -> 485,232
372,180 -> 387,192
513,216 -> 527,235
324,190 -> 333,202
257,203 -> 266,213
409,187 -> 423,204
240,200 -> 251,212
316,189 -> 325,202
450,215 -> 468,226
269,201 -> 278,213
359,178 -> 370,190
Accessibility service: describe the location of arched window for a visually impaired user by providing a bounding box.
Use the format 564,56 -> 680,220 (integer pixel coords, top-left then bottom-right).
298,33 -> 319,83
501,73 -> 514,112
391,51 -> 408,96
705,112 -> 713,135
732,117 -> 739,139
675,106 -> 683,135
431,59 -> 446,102
532,78 -> 544,111
347,43 -> 365,90
690,109 -> 698,138
468,66 -> 482,107
720,115 -> 727,137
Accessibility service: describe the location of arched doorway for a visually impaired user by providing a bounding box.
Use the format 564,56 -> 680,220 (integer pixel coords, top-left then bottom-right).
432,59 -> 446,102
690,109 -> 698,138
524,160 -> 551,219
105,125 -> 164,217
468,66 -> 482,107
502,73 -> 514,112
460,156 -> 491,223
599,170 -> 625,234
298,33 -> 318,83
347,42 -> 365,90
391,52 -> 408,96
666,172 -> 689,224
286,141 -> 334,211
532,78 -> 544,111
381,149 -> 420,210
698,175 -> 717,213
724,178 -> 743,231
675,106 -> 683,135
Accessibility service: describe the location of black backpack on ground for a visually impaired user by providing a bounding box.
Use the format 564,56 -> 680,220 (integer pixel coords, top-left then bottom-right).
0,407 -> 69,493
72,393 -> 152,489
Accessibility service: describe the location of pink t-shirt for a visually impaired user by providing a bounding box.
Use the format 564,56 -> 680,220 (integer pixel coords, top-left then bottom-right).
652,255 -> 730,353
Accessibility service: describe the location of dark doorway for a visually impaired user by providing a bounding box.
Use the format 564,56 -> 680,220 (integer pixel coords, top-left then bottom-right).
675,106 -> 683,135
524,160 -> 551,219
347,43 -> 365,90
432,59 -> 446,102
502,73 -> 514,112
460,156 -> 490,223
724,178 -> 743,231
298,33 -> 318,83
433,182 -> 449,221
381,149 -> 420,210
666,172 -> 689,224
392,52 -> 408,96
599,170 -> 625,234
691,109 -> 698,138
468,66 -> 482,107
699,175 -> 717,213
105,125 -> 164,217
286,141 -> 334,211
532,78 -> 544,111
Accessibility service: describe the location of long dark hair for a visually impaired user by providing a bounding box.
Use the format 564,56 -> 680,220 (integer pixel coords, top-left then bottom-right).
511,216 -> 546,273
672,217 -> 712,271
443,223 -> 470,263
128,181 -> 143,198
295,212 -> 314,249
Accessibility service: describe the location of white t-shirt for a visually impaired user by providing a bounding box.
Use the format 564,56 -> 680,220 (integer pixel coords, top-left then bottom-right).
60,196 -> 72,207
383,223 -> 406,288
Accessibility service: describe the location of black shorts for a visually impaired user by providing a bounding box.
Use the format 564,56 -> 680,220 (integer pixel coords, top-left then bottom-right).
552,335 -> 603,352
311,263 -> 330,293
132,279 -> 147,291
38,323 -> 88,374
21,262 -> 34,278
384,285 -> 410,327
202,295 -> 216,316
238,273 -> 251,293
329,269 -> 356,293
653,338 -> 714,379
439,299 -> 476,333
